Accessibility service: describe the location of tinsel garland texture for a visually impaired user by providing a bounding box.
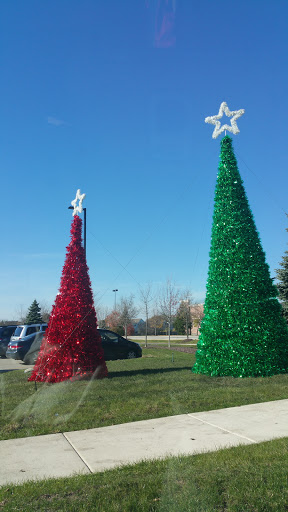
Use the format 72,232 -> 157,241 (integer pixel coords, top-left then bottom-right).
192,136 -> 288,377
29,215 -> 108,383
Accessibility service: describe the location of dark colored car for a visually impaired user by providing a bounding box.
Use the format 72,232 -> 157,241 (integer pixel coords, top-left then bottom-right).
99,329 -> 142,360
0,325 -> 17,357
6,332 -> 41,361
23,329 -> 142,365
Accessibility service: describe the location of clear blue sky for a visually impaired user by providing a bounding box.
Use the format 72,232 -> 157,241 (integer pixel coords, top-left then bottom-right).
1,0 -> 288,320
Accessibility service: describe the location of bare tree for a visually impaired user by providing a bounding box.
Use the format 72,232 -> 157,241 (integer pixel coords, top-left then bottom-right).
39,300 -> 52,323
92,291 -> 111,328
149,312 -> 165,335
96,304 -> 110,328
14,304 -> 27,324
118,295 -> 138,338
105,310 -> 122,333
157,279 -> 180,348
148,302 -> 164,335
139,283 -> 154,348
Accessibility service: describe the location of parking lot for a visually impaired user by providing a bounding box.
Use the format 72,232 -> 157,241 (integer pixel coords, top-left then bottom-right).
0,357 -> 32,373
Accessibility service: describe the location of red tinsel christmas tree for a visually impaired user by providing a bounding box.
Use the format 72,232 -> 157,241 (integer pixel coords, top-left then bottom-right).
29,214 -> 108,383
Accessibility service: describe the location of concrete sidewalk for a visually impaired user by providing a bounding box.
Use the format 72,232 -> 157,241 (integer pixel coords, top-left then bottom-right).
1,399 -> 288,487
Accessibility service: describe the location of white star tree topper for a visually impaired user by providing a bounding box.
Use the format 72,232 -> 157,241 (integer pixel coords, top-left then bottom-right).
71,189 -> 86,216
205,101 -> 245,139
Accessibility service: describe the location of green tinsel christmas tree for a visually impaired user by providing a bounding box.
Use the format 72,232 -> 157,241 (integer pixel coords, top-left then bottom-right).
193,135 -> 288,377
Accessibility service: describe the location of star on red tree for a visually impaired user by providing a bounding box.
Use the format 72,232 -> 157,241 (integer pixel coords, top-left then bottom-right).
29,215 -> 107,383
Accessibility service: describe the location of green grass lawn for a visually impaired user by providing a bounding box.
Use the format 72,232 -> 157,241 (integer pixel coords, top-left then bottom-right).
1,437 -> 288,511
1,348 -> 288,441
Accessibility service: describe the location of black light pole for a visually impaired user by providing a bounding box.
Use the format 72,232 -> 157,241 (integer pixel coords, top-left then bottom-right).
112,289 -> 118,310
68,206 -> 86,259
83,207 -> 86,257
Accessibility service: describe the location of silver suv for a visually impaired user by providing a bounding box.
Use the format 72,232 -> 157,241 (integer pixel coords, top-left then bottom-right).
10,324 -> 48,343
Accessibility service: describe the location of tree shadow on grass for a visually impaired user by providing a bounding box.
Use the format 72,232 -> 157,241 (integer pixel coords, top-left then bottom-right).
107,366 -> 191,379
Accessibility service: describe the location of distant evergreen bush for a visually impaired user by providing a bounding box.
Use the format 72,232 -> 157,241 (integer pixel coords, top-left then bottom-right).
25,299 -> 44,324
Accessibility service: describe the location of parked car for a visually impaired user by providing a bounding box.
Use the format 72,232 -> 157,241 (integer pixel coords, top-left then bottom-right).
23,332 -> 46,365
0,325 -> 18,357
6,331 -> 45,361
10,323 -> 48,344
22,329 -> 142,365
99,329 -> 142,360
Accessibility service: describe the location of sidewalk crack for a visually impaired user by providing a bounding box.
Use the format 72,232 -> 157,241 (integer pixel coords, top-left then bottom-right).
187,414 -> 257,443
62,433 -> 93,473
